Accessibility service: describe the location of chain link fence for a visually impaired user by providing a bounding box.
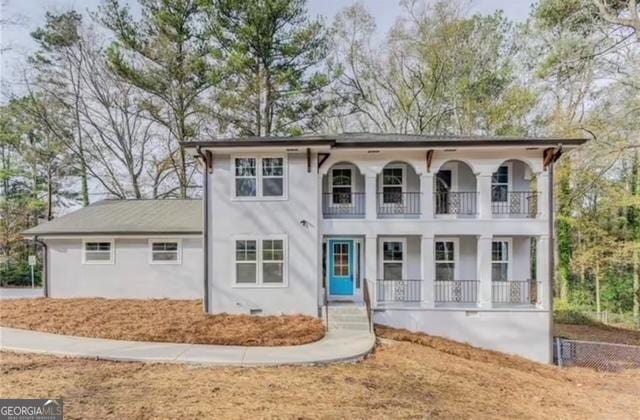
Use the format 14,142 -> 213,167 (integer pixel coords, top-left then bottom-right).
554,337 -> 640,372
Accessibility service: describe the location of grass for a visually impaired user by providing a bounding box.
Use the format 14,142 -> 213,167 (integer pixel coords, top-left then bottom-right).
554,322 -> 640,346
2,326 -> 639,418
0,298 -> 324,346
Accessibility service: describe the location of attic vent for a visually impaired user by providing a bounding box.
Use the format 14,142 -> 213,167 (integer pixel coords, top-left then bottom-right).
250,308 -> 263,315
286,148 -> 299,152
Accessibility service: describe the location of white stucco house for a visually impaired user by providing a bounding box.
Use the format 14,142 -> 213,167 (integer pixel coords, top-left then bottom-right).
23,133 -> 587,363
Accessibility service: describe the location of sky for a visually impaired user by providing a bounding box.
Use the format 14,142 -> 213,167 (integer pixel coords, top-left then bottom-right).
0,0 -> 536,101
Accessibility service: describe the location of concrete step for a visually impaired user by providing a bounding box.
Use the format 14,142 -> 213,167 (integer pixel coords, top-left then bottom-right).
329,322 -> 372,331
328,315 -> 369,323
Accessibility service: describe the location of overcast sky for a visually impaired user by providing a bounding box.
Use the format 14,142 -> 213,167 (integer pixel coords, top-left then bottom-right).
0,0 -> 536,101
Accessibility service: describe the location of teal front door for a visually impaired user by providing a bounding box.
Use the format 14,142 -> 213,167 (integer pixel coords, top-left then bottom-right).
328,239 -> 355,296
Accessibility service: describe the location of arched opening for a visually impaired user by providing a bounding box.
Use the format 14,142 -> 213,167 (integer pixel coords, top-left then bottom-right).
491,159 -> 537,217
434,160 -> 477,217
377,161 -> 421,217
322,162 -> 365,218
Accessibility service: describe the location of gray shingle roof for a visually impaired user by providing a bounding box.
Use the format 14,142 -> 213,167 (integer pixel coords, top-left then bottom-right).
23,200 -> 202,237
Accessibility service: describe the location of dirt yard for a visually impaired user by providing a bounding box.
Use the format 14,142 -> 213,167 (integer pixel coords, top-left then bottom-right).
0,298 -> 324,346
1,326 -> 639,419
554,322 -> 640,346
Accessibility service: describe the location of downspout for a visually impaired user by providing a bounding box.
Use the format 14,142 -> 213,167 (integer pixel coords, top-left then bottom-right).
196,146 -> 210,313
548,145 -> 562,363
33,236 -> 48,297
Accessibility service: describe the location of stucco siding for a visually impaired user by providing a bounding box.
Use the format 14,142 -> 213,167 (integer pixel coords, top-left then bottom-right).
46,237 -> 203,299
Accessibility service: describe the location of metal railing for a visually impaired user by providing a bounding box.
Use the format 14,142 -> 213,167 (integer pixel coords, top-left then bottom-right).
363,278 -> 373,332
492,191 -> 539,217
435,280 -> 479,303
492,280 -> 539,305
376,279 -> 422,303
377,192 -> 421,215
322,192 -> 365,218
435,191 -> 478,215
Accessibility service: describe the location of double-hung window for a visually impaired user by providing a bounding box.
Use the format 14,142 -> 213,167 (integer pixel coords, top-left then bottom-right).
492,240 -> 510,282
234,156 -> 286,199
149,240 -> 181,264
491,166 -> 509,202
330,167 -> 353,204
234,237 -> 286,286
435,240 -> 456,281
83,240 -> 114,264
381,166 -> 404,204
382,240 -> 404,280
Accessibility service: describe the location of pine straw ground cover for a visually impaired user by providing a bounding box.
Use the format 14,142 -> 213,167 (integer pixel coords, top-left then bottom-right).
554,322 -> 640,346
0,298 -> 324,346
1,326 -> 639,419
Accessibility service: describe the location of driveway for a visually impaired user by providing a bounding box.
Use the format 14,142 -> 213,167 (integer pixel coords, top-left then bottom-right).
0,288 -> 44,300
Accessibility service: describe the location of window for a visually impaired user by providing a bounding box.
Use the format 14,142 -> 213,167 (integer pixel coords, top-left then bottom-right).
435,240 -> 456,281
234,236 -> 287,286
149,240 -> 181,264
492,240 -> 510,282
491,165 -> 509,202
382,166 -> 404,204
382,241 -> 404,280
330,167 -> 353,204
83,240 -> 114,264
234,156 -> 286,199
333,242 -> 350,276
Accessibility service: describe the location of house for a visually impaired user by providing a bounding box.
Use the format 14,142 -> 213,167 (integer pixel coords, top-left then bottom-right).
23,133 -> 587,363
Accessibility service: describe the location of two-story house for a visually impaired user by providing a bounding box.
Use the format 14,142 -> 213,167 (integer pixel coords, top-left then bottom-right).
23,133 -> 586,363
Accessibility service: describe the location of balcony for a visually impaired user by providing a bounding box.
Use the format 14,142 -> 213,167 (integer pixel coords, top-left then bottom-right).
377,192 -> 421,216
434,280 -> 479,305
492,280 -> 539,306
376,279 -> 422,303
322,192 -> 365,218
435,192 -> 478,216
492,191 -> 539,217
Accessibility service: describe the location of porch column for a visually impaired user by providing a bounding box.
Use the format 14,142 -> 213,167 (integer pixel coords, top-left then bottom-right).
536,235 -> 550,310
420,173 -> 434,220
421,235 -> 435,307
365,235 -> 377,303
536,171 -> 549,220
365,174 -> 377,220
477,235 -> 493,308
477,173 -> 493,219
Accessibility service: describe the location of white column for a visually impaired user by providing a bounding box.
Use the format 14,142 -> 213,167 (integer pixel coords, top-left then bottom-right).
420,173 -> 434,220
477,235 -> 493,308
477,173 -> 492,219
536,235 -> 550,310
421,235 -> 435,307
365,174 -> 377,220
536,171 -> 549,220
365,235 -> 377,303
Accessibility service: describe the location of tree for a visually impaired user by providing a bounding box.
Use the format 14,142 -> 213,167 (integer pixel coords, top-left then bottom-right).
99,0 -> 214,198
202,0 -> 332,136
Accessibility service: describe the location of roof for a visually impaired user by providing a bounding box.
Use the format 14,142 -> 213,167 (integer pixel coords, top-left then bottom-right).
23,200 -> 202,237
181,132 -> 589,149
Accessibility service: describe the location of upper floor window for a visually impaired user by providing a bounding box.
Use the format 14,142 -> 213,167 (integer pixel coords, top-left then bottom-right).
83,240 -> 114,264
330,167 -> 353,204
491,166 -> 509,202
234,156 -> 286,199
381,166 -> 404,204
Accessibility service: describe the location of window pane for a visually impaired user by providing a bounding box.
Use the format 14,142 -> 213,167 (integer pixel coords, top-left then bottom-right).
435,242 -> 454,262
383,262 -> 402,280
263,262 -> 284,283
492,185 -> 507,202
492,242 -> 508,261
153,251 -> 177,261
383,168 -> 403,185
263,178 -> 283,196
492,166 -> 508,183
383,242 -> 402,261
86,251 -> 110,261
492,263 -> 508,282
382,187 -> 402,204
332,188 -> 352,204
235,158 -> 256,176
263,240 -> 283,261
332,169 -> 352,186
262,158 -> 283,176
436,263 -> 454,281
236,263 -> 257,283
86,243 -> 98,251
236,240 -> 257,261
236,178 -> 257,197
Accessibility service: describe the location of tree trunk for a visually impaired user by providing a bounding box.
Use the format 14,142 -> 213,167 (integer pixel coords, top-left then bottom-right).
633,243 -> 639,328
595,262 -> 601,314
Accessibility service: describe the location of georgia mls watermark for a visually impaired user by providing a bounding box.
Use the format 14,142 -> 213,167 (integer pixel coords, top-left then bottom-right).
0,399 -> 63,420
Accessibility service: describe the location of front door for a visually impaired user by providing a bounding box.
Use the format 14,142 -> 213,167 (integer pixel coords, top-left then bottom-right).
328,239 -> 355,296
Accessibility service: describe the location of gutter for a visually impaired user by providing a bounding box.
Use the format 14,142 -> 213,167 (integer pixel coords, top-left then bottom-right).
33,236 -> 48,297
196,146 -> 210,313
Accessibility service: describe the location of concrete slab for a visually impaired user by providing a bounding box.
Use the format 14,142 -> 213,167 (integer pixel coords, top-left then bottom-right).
0,288 -> 44,300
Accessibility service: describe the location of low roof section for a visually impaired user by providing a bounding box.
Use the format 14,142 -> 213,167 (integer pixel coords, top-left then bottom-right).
22,199 -> 202,237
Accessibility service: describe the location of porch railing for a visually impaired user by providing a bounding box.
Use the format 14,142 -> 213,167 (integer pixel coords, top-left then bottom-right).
322,192 -> 365,218
435,280 -> 479,303
492,191 -> 539,217
492,279 -> 539,305
435,192 -> 478,215
376,279 -> 422,303
377,192 -> 421,215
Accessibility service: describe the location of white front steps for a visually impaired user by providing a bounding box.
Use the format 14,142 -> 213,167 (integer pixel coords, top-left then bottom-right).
324,303 -> 371,331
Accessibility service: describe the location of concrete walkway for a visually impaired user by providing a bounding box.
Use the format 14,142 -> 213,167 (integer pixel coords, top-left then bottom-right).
0,288 -> 44,300
0,304 -> 375,367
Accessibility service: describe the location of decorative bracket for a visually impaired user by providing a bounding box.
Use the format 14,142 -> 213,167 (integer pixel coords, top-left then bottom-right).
317,153 -> 330,173
426,149 -> 434,173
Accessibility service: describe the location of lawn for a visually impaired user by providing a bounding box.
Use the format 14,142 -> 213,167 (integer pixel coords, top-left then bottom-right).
1,326 -> 639,419
554,319 -> 640,346
0,298 -> 324,346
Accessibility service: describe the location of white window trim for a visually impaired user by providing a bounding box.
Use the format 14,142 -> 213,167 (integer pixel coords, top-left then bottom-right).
328,165 -> 355,207
492,237 -> 514,281
82,238 -> 115,265
434,237 -> 460,281
148,239 -> 182,265
379,164 -> 407,194
491,162 -> 512,203
231,154 -> 288,201
232,234 -> 288,288
378,237 -> 408,280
